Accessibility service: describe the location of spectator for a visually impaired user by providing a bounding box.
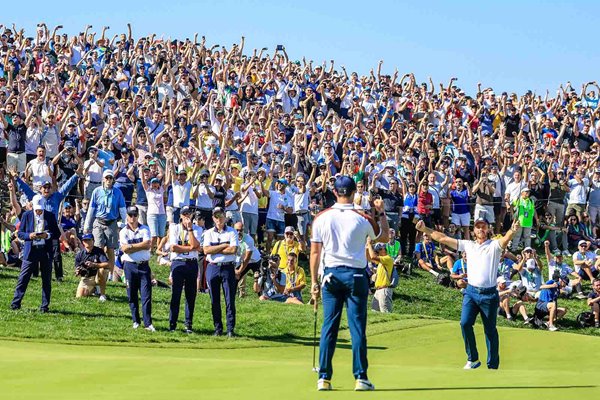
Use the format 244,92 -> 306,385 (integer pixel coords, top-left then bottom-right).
415,232 -> 440,277
587,279 -> 600,328
74,233 -> 109,298
366,240 -> 394,313
544,240 -> 584,298
271,226 -> 306,272
534,279 -> 568,331
450,252 -> 468,289
514,247 -> 543,296
450,177 -> 470,240
497,276 -> 529,323
572,240 -> 600,281
510,188 -> 537,252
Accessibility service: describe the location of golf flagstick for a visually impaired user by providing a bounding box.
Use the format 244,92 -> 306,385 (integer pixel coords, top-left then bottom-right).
312,297 -> 319,373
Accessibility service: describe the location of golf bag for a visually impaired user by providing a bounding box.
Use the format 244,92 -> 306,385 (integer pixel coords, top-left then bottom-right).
436,271 -> 452,287
577,311 -> 595,328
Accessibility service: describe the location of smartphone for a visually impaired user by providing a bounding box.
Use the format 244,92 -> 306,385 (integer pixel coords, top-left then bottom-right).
276,45 -> 284,51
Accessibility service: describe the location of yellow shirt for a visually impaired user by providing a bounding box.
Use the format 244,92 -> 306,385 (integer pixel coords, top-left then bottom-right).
257,178 -> 272,209
285,266 -> 306,290
271,239 -> 302,270
373,255 -> 394,289
231,175 -> 243,192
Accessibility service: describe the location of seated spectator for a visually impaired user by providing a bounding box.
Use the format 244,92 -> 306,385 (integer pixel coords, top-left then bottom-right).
572,240 -> 600,281
255,252 -> 304,304
75,233 -> 110,298
544,240 -> 584,298
366,239 -> 394,313
514,247 -> 543,296
497,276 -> 529,323
587,279 -> 600,328
450,252 -> 468,289
415,233 -> 440,277
566,215 -> 588,252
534,278 -> 568,331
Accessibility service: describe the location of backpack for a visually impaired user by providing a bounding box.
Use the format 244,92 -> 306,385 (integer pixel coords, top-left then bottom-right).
577,311 -> 595,328
436,272 -> 452,287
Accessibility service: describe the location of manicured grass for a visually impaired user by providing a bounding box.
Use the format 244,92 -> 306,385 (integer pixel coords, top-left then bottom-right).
0,319 -> 598,399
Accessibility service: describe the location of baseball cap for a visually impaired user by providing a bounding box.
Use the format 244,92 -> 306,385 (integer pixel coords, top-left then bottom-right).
474,217 -> 489,227
64,202 -> 72,208
32,195 -> 45,211
374,243 -> 387,252
127,206 -> 139,216
334,176 -> 356,196
177,168 -> 188,175
497,276 -> 507,285
277,178 -> 288,186
103,170 -> 114,179
523,246 -> 534,252
149,177 -> 160,184
180,206 -> 193,215
212,207 -> 225,216
215,174 -> 224,181
41,180 -> 52,187
521,187 -> 530,193
82,233 -> 94,241
284,226 -> 295,234
578,240 -> 588,247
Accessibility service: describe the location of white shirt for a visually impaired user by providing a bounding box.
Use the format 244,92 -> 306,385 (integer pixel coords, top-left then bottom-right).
457,239 -> 502,288
290,185 -> 310,212
311,203 -> 379,269
573,250 -> 596,274
172,180 -> 192,208
505,181 -> 527,204
239,233 -> 261,264
203,226 -> 239,263
267,189 -> 291,222
195,184 -> 215,209
169,223 -> 203,261
119,224 -> 151,262
84,159 -> 103,183
568,178 -> 589,204
27,158 -> 53,187
239,184 -> 259,214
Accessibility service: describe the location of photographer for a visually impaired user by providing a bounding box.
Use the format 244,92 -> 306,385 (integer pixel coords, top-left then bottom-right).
75,233 -> 109,298
255,252 -> 305,304
233,221 -> 262,297
535,278 -> 568,331
497,276 -> 530,322
544,240 -> 584,298
514,247 -> 543,296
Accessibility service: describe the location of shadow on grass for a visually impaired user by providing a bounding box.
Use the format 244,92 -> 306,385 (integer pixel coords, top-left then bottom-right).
345,385 -> 597,392
244,333 -> 387,350
393,292 -> 433,303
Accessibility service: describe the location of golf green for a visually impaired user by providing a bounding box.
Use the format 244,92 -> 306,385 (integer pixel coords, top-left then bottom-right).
0,319 -> 597,399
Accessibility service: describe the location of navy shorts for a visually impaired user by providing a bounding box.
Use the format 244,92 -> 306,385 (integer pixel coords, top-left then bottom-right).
266,218 -> 285,235
535,301 -> 550,314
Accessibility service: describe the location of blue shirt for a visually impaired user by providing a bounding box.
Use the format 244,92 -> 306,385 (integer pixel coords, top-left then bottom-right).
18,175 -> 80,220
450,188 -> 470,214
452,259 -> 468,275
538,280 -> 559,302
87,186 -> 126,224
415,241 -> 435,262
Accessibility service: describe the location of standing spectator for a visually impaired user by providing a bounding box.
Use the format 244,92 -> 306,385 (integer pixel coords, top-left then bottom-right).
10,196 -> 61,312
203,207 -> 239,337
472,170 -> 496,226
566,169 -> 589,220
450,178 -> 471,240
233,221 -> 262,297
2,111 -> 27,173
366,240 -> 394,313
83,169 -> 127,300
119,206 -> 154,331
168,206 -> 202,333
264,178 -> 292,252
142,176 -> 166,251
399,179 -> 418,256
510,188 -> 537,252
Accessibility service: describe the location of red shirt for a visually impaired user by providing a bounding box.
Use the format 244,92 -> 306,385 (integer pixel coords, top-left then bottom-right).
417,190 -> 433,215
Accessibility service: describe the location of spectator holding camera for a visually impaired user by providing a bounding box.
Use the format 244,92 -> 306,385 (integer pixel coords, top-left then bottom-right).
514,247 -> 543,296
366,239 -> 394,313
74,233 -> 110,298
535,278 -> 568,331
497,276 -> 529,322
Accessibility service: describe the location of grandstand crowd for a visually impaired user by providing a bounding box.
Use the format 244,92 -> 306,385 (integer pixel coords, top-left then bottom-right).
1,23 -> 600,331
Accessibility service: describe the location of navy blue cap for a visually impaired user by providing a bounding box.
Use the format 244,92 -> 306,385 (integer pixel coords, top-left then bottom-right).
126,206 -> 139,216
180,206 -> 193,215
82,233 -> 94,240
334,176 -> 356,196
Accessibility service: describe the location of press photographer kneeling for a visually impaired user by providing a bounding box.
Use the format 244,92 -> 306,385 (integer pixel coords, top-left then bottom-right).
254,252 -> 305,304
75,233 -> 110,298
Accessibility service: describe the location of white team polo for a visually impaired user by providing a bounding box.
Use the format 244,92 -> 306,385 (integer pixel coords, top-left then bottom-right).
311,203 -> 380,269
203,226 -> 239,264
458,239 -> 502,288
169,223 -> 203,261
119,224 -> 152,262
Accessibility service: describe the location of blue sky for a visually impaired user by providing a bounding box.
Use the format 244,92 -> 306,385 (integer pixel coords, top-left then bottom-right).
4,0 -> 599,95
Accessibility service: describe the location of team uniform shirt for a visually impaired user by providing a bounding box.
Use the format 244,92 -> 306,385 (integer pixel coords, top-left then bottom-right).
169,223 -> 203,261
271,239 -> 302,271
311,203 -> 379,269
119,224 -> 152,262
284,266 -> 307,293
373,254 -> 394,289
203,226 -> 239,264
457,239 -> 503,288
415,241 -> 436,263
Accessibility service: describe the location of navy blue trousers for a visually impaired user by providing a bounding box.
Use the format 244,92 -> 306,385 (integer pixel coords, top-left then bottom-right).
123,261 -> 153,327
12,252 -> 52,310
206,263 -> 237,334
169,259 -> 198,329
461,284 -> 500,369
319,266 -> 369,381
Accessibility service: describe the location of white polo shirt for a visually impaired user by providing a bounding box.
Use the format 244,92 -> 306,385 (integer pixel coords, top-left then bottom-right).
169,223 -> 203,261
239,233 -> 261,264
311,203 -> 379,269
203,226 -> 239,264
457,239 -> 502,288
172,180 -> 192,208
195,184 -> 215,209
119,224 -> 152,263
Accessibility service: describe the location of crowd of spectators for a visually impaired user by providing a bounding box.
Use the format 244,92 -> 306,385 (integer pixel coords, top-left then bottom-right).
1,22 -> 600,330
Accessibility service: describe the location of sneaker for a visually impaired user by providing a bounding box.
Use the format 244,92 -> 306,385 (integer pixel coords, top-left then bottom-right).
98,295 -> 107,302
575,292 -> 587,300
548,324 -> 559,332
595,321 -> 600,328
524,317 -> 533,325
562,250 -> 571,257
460,288 -> 466,295
552,249 -> 561,256
133,322 -> 140,329
145,325 -> 156,332
463,360 -> 481,369
317,378 -> 332,391
184,325 -> 193,334
354,379 -> 375,391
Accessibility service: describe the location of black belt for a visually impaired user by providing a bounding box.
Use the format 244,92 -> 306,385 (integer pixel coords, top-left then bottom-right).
87,181 -> 101,184
96,219 -> 116,226
124,260 -> 149,265
210,261 -> 235,267
295,210 -> 309,215
9,150 -> 24,154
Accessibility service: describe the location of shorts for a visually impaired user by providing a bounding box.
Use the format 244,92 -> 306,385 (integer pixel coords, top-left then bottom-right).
474,204 -> 495,224
431,209 -> 442,226
266,218 -> 285,235
92,220 -> 119,249
226,210 -> 242,224
77,276 -> 97,294
372,287 -> 393,312
451,212 -> 471,227
242,212 -> 258,235
535,301 -> 551,315
578,268 -> 600,280
147,213 -> 167,237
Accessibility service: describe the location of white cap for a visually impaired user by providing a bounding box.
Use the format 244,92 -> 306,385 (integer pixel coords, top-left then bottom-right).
103,170 -> 114,179
215,174 -> 224,181
32,194 -> 45,211
497,276 -> 507,284
206,136 -> 218,145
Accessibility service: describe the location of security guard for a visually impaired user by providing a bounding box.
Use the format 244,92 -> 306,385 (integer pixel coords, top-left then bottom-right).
119,206 -> 154,331
11,195 -> 61,312
203,207 -> 239,337
310,176 -> 389,391
168,206 -> 203,333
